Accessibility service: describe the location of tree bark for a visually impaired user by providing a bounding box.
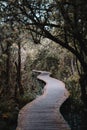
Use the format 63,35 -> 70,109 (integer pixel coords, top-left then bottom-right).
79,73 -> 87,106
17,42 -> 24,96
5,41 -> 10,94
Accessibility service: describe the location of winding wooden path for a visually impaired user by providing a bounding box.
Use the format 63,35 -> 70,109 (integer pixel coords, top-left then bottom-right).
16,70 -> 70,130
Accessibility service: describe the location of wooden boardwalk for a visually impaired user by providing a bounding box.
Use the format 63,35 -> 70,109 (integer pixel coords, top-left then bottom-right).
16,71 -> 70,130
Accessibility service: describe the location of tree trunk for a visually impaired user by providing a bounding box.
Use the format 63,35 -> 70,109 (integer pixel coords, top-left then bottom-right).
17,42 -> 24,96
5,41 -> 10,94
71,57 -> 75,75
79,73 -> 87,106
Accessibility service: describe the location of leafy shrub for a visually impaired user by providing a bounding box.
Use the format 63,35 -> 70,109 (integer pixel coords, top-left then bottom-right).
17,93 -> 36,107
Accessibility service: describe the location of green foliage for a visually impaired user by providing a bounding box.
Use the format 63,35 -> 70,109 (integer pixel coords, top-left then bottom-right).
0,99 -> 18,113
18,93 -> 36,107
64,72 -> 83,109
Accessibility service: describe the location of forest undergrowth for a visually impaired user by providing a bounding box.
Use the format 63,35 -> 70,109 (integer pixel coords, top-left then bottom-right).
0,72 -> 44,130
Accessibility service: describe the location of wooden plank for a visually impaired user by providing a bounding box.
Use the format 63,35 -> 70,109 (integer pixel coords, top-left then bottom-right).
16,71 -> 71,130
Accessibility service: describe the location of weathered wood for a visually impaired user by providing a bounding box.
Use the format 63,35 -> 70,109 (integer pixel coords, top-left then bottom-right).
16,70 -> 70,130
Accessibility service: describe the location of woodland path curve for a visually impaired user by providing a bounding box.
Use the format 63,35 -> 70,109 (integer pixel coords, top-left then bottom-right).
16,70 -> 71,130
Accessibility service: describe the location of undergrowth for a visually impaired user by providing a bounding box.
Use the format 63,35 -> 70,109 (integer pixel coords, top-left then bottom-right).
0,74 -> 44,130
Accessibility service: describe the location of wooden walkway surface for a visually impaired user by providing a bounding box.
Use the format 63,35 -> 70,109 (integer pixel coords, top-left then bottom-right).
16,70 -> 71,130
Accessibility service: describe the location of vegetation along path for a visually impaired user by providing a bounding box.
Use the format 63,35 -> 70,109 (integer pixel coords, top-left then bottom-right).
16,70 -> 70,130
